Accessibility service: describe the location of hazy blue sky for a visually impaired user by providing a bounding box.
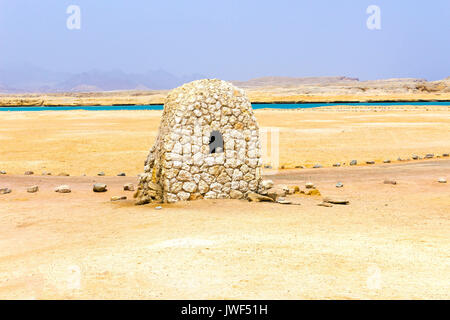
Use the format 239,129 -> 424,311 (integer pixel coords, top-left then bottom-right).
1,0 -> 449,80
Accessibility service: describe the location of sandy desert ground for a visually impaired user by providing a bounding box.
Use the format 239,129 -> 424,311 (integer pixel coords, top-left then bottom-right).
0,107 -> 449,299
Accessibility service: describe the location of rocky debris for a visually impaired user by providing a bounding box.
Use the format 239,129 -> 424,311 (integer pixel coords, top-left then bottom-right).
350,160 -> 357,166
0,170 -> 6,174
323,197 -> 349,205
438,178 -> 447,183
0,188 -> 12,194
261,179 -> 274,190
333,163 -> 341,167
384,179 -> 397,185
58,172 -> 70,176
336,182 -> 344,188
412,154 -> 419,160
97,172 -> 105,176
425,154 -> 434,159
305,189 -> 321,196
305,182 -> 315,189
55,185 -> 71,193
317,202 -> 333,207
267,192 -> 278,201
93,183 -> 108,192
135,79 -> 262,204
27,185 -> 39,193
383,160 -> 391,163
247,192 -> 275,202
111,196 -> 127,201
24,171 -> 34,175
313,164 -> 323,168
117,172 -> 126,176
366,161 -> 375,165
123,183 -> 135,191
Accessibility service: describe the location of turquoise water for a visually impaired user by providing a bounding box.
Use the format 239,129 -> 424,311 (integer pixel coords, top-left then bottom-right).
0,101 -> 449,111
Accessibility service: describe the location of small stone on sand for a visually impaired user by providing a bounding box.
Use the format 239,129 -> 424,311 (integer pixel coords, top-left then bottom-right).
313,164 -> 323,168
305,182 -> 315,189
384,179 -> 397,185
123,183 -> 135,191
425,154 -> 434,159
383,160 -> 391,163
24,171 -> 34,175
27,185 -> 39,193
412,155 -> 418,160
336,182 -> 344,188
305,189 -> 321,196
111,196 -> 127,201
117,172 -> 126,176
0,188 -> 12,194
55,185 -> 71,193
323,197 -> 349,205
155,206 -> 162,210
317,202 -> 333,207
0,170 -> 6,174
93,183 -> 108,192
438,178 -> 447,183
350,160 -> 357,166
366,161 -> 375,164
333,163 -> 341,167
58,172 -> 70,176
97,172 -> 105,176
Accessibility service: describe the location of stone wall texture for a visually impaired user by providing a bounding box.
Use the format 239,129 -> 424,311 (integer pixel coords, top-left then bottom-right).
135,79 -> 263,204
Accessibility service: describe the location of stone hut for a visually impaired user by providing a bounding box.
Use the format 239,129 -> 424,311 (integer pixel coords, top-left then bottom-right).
135,79 -> 263,204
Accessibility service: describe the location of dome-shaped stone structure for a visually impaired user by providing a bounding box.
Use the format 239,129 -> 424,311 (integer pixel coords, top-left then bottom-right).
135,79 -> 263,204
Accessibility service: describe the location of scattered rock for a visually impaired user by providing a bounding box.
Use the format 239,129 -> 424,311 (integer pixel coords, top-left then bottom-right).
350,160 -> 357,166
336,182 -> 344,188
247,192 -> 275,202
27,185 -> 39,193
267,192 -> 278,201
383,160 -> 391,163
123,183 -> 135,191
0,170 -> 6,174
366,161 -> 375,165
97,172 -> 105,176
333,163 -> 341,167
295,165 -> 304,169
58,172 -> 70,176
277,198 -> 293,205
117,172 -> 126,176
93,183 -> 108,192
384,179 -> 397,185
313,164 -> 323,168
425,153 -> 434,159
438,178 -> 447,183
0,188 -> 12,194
305,182 -> 315,189
261,179 -> 274,190
55,185 -> 71,193
24,171 -> 34,175
317,202 -> 333,207
111,196 -> 127,201
412,154 -> 419,160
442,153 -> 449,157
323,197 -> 349,205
